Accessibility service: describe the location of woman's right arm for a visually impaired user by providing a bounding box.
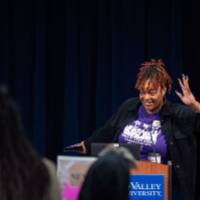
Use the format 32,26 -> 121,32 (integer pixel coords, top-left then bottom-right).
71,98 -> 136,154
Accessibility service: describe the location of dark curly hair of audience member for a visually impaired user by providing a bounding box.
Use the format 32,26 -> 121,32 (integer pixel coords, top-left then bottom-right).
0,86 -> 50,200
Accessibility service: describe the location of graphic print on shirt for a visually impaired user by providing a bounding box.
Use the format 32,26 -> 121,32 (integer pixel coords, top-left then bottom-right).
120,120 -> 161,146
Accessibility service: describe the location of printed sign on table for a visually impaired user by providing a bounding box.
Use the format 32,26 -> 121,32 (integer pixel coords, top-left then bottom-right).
57,156 -> 97,200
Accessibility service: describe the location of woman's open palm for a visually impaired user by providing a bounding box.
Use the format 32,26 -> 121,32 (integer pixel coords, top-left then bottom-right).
175,74 -> 196,106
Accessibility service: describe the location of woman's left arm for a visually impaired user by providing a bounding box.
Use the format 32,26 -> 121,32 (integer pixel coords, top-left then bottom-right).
176,74 -> 200,113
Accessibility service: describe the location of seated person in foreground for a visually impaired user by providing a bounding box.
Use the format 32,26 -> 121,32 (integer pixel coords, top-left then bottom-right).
78,146 -> 136,200
0,86 -> 60,200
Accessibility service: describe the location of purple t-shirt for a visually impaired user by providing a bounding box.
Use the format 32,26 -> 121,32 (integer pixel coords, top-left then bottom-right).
118,105 -> 167,163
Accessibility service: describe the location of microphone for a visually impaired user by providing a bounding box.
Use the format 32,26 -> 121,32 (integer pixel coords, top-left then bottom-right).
64,143 -> 83,152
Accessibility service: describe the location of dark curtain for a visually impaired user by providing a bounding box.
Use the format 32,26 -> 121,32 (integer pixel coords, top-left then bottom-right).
0,0 -> 199,169
2,0 -> 200,198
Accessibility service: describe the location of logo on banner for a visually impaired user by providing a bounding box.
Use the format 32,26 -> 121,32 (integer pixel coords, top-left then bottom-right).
129,174 -> 164,200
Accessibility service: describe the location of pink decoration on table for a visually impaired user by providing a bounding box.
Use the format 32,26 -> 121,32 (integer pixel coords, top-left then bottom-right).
61,182 -> 81,200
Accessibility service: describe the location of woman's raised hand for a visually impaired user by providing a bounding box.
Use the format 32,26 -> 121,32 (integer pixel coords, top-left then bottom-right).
176,74 -> 200,112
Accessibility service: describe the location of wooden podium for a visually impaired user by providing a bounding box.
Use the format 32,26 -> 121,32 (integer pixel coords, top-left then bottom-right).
129,160 -> 172,200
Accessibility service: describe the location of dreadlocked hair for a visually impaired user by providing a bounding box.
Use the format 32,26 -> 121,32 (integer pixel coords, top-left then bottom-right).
135,59 -> 172,94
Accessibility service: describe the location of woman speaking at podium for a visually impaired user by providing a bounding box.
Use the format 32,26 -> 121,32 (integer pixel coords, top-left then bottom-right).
70,59 -> 200,200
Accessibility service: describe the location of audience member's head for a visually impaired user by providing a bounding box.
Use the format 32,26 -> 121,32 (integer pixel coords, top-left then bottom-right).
0,85 -> 50,200
78,145 -> 137,200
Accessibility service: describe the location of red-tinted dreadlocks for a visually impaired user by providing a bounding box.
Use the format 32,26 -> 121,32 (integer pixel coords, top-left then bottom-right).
135,59 -> 172,94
